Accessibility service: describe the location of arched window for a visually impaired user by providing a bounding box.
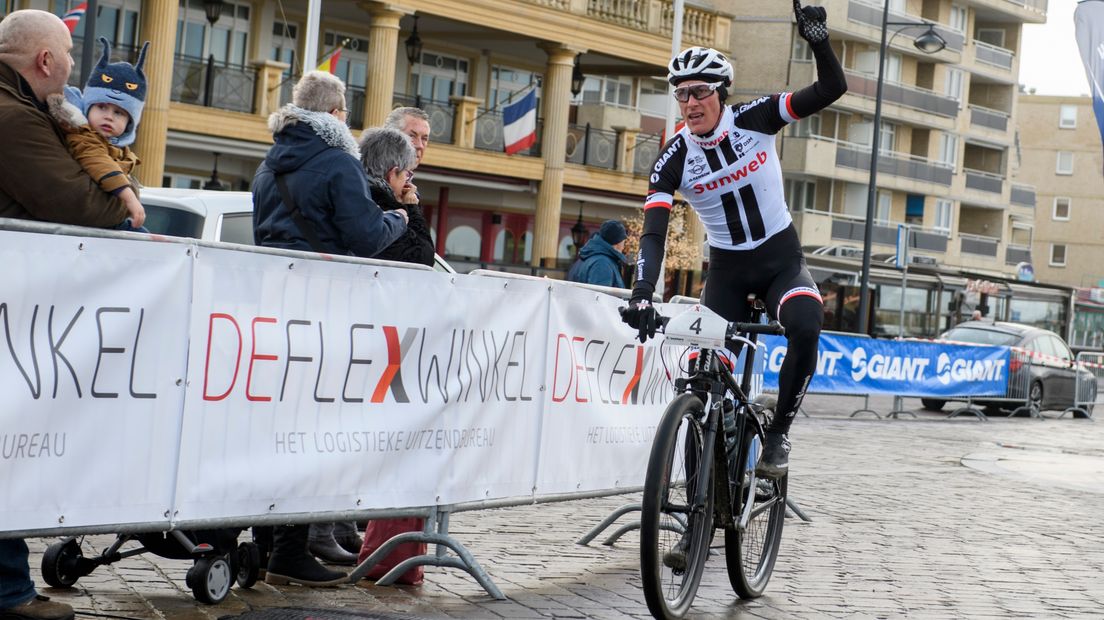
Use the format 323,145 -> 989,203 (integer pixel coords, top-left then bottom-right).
445,225 -> 480,259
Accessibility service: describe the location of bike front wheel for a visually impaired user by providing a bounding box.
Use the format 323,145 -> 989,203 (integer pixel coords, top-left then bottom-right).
725,423 -> 787,598
640,392 -> 714,619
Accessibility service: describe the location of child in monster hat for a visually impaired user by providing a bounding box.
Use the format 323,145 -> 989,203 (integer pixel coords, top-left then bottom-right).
48,37 -> 149,230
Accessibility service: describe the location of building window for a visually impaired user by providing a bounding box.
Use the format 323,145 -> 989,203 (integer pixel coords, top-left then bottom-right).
637,78 -> 668,118
876,191 -> 891,223
489,65 -> 541,109
791,38 -> 813,61
323,32 -> 370,88
949,5 -> 967,32
271,21 -> 298,71
576,75 -> 632,107
934,199 -> 953,234
1059,104 -> 1078,128
938,134 -> 958,167
1056,151 -> 1074,175
944,68 -> 964,102
413,51 -> 469,103
786,113 -> 821,137
1050,244 -> 1067,267
785,179 -> 816,212
1053,197 -> 1071,220
62,0 -> 143,52
976,28 -> 1006,48
445,225 -> 481,260
176,0 -> 250,65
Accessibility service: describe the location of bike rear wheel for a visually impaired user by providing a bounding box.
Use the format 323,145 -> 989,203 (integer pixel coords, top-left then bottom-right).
640,392 -> 715,619
725,422 -> 787,598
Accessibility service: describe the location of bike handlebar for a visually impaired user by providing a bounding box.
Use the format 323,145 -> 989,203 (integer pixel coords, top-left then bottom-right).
618,306 -> 785,338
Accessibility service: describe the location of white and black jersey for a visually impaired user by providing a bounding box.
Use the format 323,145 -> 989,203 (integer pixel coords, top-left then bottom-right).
645,94 -> 798,251
632,38 -> 847,302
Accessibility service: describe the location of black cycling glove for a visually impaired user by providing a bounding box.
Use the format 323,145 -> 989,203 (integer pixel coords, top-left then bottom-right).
621,298 -> 659,343
794,0 -> 829,44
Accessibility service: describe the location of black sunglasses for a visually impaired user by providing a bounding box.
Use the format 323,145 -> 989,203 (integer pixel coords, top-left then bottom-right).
673,83 -> 721,102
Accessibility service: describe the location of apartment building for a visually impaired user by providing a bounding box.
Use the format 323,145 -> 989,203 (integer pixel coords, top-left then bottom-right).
4,0 -> 739,280
1014,94 -> 1104,349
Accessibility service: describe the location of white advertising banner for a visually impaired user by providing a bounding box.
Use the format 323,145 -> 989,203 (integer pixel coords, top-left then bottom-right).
535,286 -> 683,495
0,232 -> 192,532
175,249 -> 548,522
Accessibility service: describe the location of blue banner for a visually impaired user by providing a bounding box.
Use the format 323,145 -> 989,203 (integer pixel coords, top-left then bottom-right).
755,333 -> 1010,397
1076,0 -> 1104,174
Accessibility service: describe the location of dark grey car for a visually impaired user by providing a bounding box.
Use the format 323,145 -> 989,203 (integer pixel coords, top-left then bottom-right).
921,321 -> 1096,416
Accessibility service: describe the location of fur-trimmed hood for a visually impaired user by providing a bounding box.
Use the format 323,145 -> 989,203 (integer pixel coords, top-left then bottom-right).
45,92 -> 88,130
268,104 -> 360,158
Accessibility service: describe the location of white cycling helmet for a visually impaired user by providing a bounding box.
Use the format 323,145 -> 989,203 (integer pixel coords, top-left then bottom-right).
667,47 -> 733,86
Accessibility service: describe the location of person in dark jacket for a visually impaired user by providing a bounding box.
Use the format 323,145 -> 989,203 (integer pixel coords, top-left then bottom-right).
567,219 -> 629,288
252,71 -> 406,256
359,127 -> 434,266
251,71 -> 408,588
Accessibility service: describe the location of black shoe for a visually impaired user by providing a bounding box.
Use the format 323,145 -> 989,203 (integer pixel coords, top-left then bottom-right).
662,533 -> 691,572
335,533 -> 363,555
265,525 -> 348,586
756,432 -> 790,479
308,539 -> 358,566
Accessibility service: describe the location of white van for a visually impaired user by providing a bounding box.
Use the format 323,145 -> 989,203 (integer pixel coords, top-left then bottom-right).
140,187 -> 455,272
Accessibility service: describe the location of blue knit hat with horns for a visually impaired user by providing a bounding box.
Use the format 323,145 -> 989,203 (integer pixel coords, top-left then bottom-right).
79,37 -> 150,147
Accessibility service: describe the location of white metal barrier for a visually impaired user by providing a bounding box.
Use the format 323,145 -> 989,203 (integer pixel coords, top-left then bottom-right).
1063,351 -> 1103,419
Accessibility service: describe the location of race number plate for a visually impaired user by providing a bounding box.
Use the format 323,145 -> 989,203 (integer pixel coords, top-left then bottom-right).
662,304 -> 728,349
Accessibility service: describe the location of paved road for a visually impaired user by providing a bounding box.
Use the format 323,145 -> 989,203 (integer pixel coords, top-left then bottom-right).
27,396 -> 1104,619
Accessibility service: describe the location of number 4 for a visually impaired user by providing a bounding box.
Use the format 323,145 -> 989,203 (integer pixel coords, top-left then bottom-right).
689,318 -> 702,334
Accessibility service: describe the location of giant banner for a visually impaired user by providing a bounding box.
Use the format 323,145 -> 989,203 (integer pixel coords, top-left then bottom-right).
758,332 -> 1010,397
0,232 -> 192,532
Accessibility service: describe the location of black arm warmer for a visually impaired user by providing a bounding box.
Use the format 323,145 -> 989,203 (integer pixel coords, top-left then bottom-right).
789,39 -> 847,118
630,207 -> 671,302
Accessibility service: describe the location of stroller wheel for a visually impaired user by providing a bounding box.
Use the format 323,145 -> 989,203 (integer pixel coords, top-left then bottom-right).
186,556 -> 233,604
235,542 -> 261,589
42,539 -> 84,588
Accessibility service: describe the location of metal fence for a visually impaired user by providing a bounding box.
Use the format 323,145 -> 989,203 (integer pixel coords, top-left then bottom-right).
393,95 -> 455,144
945,348 -> 1038,420
1066,351 -> 1103,418
170,55 -> 255,113
473,108 -> 543,156
565,124 -> 617,169
632,132 -> 662,176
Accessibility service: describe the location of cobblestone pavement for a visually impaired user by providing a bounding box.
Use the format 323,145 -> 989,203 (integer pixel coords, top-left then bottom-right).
27,397 -> 1104,619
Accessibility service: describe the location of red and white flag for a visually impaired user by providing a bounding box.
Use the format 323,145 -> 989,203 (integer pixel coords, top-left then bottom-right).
62,2 -> 88,35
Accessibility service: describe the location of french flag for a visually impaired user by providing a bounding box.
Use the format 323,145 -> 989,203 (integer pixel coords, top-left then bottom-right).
502,88 -> 538,155
62,2 -> 88,34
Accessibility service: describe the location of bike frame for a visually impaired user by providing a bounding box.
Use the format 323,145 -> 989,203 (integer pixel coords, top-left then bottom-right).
676,311 -> 767,533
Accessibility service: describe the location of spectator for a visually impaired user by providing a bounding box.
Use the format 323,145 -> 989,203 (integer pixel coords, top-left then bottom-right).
252,70 -> 408,585
359,127 -> 434,266
567,219 -> 629,288
384,106 -> 430,166
253,70 -> 407,256
52,37 -> 150,231
0,9 -> 134,620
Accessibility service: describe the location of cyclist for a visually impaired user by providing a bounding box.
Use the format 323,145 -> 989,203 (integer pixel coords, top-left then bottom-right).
622,0 -> 846,481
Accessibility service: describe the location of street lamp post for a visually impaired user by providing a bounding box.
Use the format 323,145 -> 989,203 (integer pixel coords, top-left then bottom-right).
857,7 -> 947,335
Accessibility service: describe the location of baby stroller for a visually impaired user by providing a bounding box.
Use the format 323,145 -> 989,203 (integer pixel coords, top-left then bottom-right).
41,528 -> 262,604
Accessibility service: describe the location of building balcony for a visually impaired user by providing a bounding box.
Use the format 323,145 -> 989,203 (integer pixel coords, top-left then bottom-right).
1005,244 -> 1032,266
967,104 -> 1010,133
966,0 -> 1048,24
969,40 -> 1016,76
963,167 -> 1005,195
836,141 -> 954,186
959,232 -> 1000,258
1010,183 -> 1036,209
792,210 -> 949,255
843,0 -> 967,53
170,55 -> 255,114
843,71 -> 960,119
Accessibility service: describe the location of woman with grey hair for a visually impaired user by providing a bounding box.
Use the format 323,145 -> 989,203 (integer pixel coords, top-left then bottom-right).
358,127 -> 435,266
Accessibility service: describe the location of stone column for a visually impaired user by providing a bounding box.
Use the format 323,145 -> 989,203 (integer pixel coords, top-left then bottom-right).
614,126 -> 640,173
450,95 -> 483,149
253,60 -> 290,117
363,4 -> 405,128
532,43 -> 584,267
132,0 -> 179,187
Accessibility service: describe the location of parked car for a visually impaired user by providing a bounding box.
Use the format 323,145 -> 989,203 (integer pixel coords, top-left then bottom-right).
140,188 -> 455,273
921,320 -> 1096,416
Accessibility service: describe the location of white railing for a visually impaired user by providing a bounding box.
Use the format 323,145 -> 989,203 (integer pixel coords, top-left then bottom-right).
973,40 -> 1015,70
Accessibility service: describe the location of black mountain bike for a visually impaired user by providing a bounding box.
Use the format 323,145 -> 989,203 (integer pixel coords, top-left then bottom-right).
632,302 -> 788,619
